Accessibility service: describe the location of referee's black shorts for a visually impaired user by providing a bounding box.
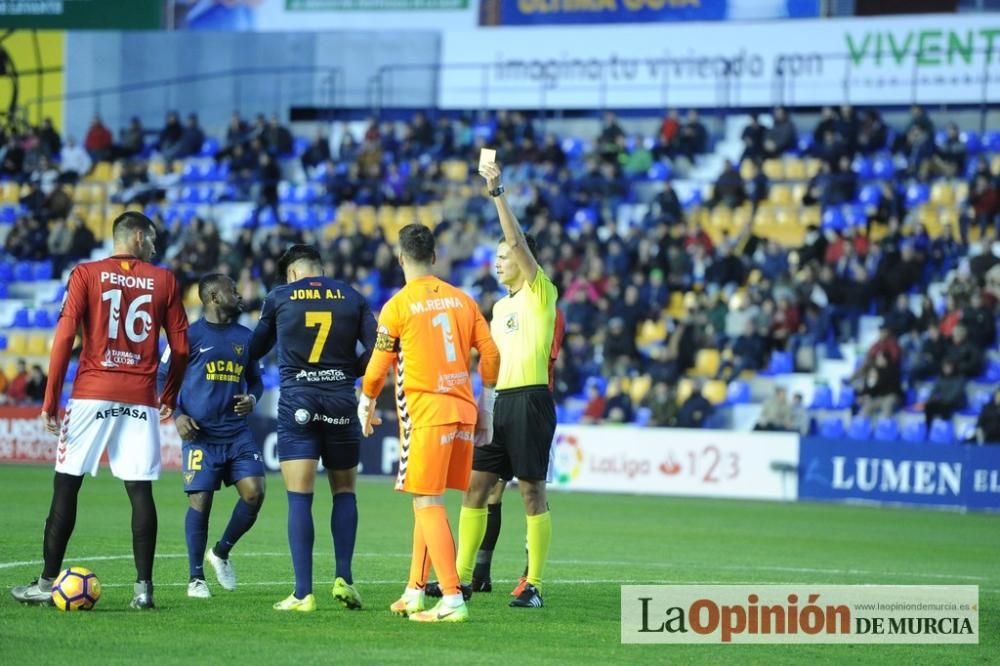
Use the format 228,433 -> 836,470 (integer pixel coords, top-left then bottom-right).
473,385 -> 556,481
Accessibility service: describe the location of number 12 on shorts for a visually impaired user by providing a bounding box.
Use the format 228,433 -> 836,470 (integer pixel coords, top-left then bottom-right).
187,449 -> 203,471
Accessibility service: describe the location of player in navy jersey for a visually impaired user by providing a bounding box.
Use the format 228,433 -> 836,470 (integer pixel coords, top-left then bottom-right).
249,244 -> 377,613
158,274 -> 265,599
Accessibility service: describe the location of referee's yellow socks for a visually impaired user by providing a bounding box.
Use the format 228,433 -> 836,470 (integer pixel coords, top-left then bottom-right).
526,511 -> 551,594
456,507 -> 488,583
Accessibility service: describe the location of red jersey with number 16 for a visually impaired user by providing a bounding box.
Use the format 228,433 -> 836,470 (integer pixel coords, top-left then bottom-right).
42,255 -> 190,414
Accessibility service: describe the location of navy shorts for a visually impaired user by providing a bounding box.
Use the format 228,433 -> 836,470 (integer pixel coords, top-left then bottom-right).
276,389 -> 360,470
182,429 -> 264,493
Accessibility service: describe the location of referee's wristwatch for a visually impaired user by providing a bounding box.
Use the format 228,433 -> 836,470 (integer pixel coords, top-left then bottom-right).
489,184 -> 504,198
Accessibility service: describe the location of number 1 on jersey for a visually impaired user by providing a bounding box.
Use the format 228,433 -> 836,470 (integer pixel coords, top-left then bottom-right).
305,311 -> 332,363
431,312 -> 457,363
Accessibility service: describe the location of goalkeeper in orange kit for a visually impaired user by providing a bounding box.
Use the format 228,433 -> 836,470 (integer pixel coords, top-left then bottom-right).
358,223 -> 500,623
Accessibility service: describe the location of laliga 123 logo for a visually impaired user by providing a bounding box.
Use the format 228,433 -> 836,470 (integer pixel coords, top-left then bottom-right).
552,433 -> 583,484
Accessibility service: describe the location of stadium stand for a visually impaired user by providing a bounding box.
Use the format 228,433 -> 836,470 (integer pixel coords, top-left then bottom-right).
2,104 -> 1000,444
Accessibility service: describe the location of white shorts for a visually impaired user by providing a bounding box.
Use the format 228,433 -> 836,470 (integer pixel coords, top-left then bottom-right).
56,399 -> 161,481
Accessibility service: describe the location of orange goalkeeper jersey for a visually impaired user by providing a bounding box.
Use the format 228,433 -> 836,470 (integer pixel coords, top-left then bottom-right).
362,275 -> 500,427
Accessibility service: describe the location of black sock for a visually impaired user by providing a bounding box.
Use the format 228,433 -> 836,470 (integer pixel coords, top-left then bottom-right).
42,473 -> 85,579
125,481 -> 157,583
474,503 -> 502,577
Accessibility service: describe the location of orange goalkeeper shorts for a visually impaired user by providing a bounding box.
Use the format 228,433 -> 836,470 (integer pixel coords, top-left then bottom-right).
394,422 -> 475,495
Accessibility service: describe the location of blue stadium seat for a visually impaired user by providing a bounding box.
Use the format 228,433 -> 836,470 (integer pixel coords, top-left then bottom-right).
14,261 -> 33,282
852,156 -> 874,180
857,183 -> 881,206
845,204 -> 867,227
181,162 -> 200,182
873,417 -> 899,441
13,307 -> 30,327
819,417 -> 846,439
646,162 -> 671,181
66,360 -> 79,383
760,351 -> 793,376
724,380 -> 751,405
32,310 -> 52,328
0,262 -> 13,282
293,137 -> 309,157
0,206 -> 16,224
834,384 -> 855,409
928,419 -> 955,445
797,132 -> 814,155
901,420 -> 927,442
847,415 -> 872,440
984,130 -> 1000,152
810,384 -> 833,410
33,261 -> 53,281
978,358 -> 1000,383
199,138 -> 220,157
634,407 -> 652,427
681,189 -> 703,209
820,207 -> 846,233
872,155 -> 894,179
905,184 -> 929,208
961,130 -> 981,154
0,333 -> 6,350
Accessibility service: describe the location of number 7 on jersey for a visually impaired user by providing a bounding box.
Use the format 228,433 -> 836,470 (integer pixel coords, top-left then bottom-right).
305,311 -> 332,363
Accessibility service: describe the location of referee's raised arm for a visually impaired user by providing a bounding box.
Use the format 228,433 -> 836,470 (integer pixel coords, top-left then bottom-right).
479,162 -> 539,284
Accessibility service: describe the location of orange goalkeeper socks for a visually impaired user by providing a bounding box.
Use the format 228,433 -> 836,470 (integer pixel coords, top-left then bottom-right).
415,503 -> 460,596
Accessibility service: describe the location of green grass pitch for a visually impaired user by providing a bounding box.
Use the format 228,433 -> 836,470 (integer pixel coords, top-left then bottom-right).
0,464 -> 997,664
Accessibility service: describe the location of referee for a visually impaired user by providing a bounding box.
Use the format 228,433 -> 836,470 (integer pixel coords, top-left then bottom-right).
454,161 -> 558,609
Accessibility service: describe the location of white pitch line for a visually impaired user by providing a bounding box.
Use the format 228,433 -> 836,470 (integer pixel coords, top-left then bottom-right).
1,552 -> 993,584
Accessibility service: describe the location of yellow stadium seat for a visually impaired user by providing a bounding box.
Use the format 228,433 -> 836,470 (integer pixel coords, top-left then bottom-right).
27,333 -> 48,356
800,206 -> 821,227
73,185 -> 92,204
676,378 -> 694,405
732,204 -> 753,229
183,284 -> 201,308
4,361 -> 18,379
739,160 -> 756,180
791,183 -> 807,203
691,349 -> 720,378
86,162 -> 113,183
442,160 -> 468,182
629,375 -> 653,405
703,380 -> 727,405
148,161 -> 166,177
710,206 -> 732,228
0,181 -> 17,203
7,333 -> 27,355
784,157 -> 806,180
770,184 -> 792,206
992,155 -> 1000,174
954,181 -> 969,203
804,158 -> 822,178
774,206 -> 799,226
667,292 -> 685,319
930,182 -> 955,207
762,159 -> 784,180
939,207 -> 959,238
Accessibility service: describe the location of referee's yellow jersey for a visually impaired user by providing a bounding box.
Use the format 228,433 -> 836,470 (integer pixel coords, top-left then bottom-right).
491,268 -> 558,391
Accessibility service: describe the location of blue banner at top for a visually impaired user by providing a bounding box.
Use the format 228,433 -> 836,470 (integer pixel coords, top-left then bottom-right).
799,437 -> 1000,512
479,0 -> 819,27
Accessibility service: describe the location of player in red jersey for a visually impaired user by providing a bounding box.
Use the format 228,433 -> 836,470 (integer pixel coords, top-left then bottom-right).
10,212 -> 189,610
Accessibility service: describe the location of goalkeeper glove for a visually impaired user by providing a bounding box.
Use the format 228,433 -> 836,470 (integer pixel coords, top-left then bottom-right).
357,393 -> 377,437
475,387 -> 496,447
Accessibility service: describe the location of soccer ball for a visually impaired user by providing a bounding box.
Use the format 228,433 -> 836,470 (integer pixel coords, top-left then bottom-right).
51,567 -> 101,611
